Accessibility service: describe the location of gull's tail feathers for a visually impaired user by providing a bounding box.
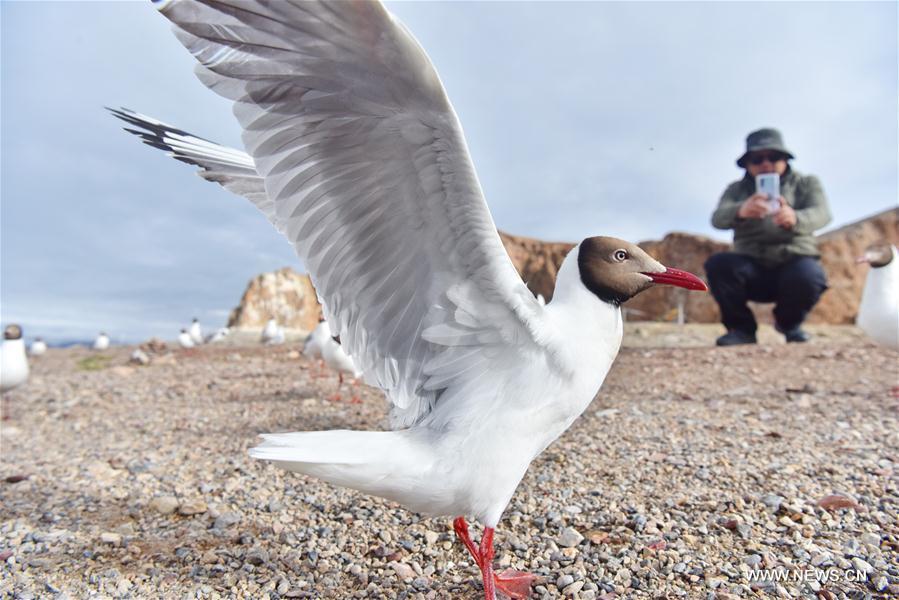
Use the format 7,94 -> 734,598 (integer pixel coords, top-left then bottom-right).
249,430 -> 433,504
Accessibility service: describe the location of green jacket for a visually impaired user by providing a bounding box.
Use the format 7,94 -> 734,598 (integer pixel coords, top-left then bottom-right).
711,168 -> 832,266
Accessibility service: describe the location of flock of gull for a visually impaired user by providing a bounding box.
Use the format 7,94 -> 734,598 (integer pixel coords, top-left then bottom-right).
2,1 -> 897,598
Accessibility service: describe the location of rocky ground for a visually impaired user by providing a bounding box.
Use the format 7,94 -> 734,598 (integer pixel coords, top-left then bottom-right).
1,324 -> 896,599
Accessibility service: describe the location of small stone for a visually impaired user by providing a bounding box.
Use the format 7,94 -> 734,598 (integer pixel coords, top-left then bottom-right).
563,580 -> 585,595
557,527 -> 584,548
178,500 -> 208,516
860,532 -> 880,546
851,557 -> 873,574
390,561 -> 415,580
872,576 -> 888,592
148,496 -> 179,515
214,512 -> 241,529
556,574 -> 574,588
424,530 -> 439,545
245,548 -> 269,566
100,532 -> 122,545
379,530 -> 393,544
761,494 -> 784,512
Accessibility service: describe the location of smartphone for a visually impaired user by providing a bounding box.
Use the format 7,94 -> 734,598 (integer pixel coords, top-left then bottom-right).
755,174 -> 780,214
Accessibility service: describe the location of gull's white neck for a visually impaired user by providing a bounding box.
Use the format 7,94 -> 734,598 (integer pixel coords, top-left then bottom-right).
545,245 -> 623,376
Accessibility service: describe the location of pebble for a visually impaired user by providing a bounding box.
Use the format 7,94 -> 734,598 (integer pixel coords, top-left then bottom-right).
244,548 -> 269,566
424,530 -> 439,545
851,557 -> 873,574
178,500 -> 208,516
214,512 -> 242,529
148,495 -> 179,515
563,580 -> 585,595
390,561 -> 415,580
557,527 -> 584,548
100,532 -> 122,545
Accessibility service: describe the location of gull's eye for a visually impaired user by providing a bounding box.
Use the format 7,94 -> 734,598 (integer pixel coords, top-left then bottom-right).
613,249 -> 628,262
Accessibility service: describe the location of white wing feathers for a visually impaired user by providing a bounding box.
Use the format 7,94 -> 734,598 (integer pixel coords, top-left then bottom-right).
154,0 -> 550,427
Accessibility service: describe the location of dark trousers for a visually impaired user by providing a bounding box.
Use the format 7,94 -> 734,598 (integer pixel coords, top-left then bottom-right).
704,253 -> 828,334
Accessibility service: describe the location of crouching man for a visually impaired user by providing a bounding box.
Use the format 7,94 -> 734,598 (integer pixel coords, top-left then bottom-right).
706,128 -> 832,346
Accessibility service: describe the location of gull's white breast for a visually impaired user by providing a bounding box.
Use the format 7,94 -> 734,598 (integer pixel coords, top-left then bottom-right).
857,247 -> 899,349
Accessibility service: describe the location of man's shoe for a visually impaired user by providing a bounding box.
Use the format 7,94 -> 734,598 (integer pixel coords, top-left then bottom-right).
716,330 -> 757,346
777,325 -> 810,343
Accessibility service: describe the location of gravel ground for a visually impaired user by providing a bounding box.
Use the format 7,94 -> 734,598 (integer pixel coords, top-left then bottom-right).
1,324 -> 896,599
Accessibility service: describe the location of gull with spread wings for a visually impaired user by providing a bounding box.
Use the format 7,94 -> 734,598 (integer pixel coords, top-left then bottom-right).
115,1 -> 707,597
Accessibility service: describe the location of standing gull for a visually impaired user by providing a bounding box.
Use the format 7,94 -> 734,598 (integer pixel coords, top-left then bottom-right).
320,329 -> 363,404
92,332 -> 110,351
856,242 -> 898,349
188,318 -> 204,346
261,317 -> 285,345
302,319 -> 328,377
29,338 -> 48,357
1,325 -> 29,393
115,1 -> 708,597
177,329 -> 195,349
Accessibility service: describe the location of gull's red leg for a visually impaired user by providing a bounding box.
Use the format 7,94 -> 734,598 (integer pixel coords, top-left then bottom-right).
479,527 -> 496,600
329,371 -> 345,402
455,518 -> 537,599
453,517 -> 481,563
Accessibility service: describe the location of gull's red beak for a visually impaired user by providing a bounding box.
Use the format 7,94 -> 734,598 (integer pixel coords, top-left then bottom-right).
642,267 -> 708,291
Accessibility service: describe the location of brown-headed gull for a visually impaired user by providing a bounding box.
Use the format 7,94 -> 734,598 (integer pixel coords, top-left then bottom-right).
207,326 -> 231,344
177,328 -> 195,349
302,320 -> 326,362
856,242 -> 898,349
261,317 -> 285,345
189,317 -> 204,345
92,332 -> 110,351
1,325 -> 29,392
29,337 -> 48,357
115,1 -> 708,597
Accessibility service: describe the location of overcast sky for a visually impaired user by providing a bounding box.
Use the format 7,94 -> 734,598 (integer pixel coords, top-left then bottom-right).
2,1 -> 896,344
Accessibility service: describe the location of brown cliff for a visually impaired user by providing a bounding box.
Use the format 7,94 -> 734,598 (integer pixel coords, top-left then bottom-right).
227,267 -> 321,331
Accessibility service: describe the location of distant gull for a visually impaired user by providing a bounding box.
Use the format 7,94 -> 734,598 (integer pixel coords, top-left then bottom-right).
92,332 -> 110,351
29,338 -> 47,357
319,326 -> 363,403
189,318 -> 204,346
261,317 -> 285,345
1,325 -> 29,392
207,327 -> 231,344
856,242 -> 898,349
117,2 -> 709,597
177,329 -> 195,349
302,320 -> 327,362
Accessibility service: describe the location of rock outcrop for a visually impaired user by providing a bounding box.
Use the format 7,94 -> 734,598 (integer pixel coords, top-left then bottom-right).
229,208 -> 897,327
227,267 -> 321,332
498,232 -> 574,301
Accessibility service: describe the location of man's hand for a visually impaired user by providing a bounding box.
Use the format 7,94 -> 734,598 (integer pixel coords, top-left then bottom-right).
737,193 -> 771,219
772,197 -> 796,229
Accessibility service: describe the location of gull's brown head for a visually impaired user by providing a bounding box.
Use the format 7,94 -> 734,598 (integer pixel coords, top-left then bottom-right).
4,324 -> 23,341
857,242 -> 895,268
577,237 -> 708,305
